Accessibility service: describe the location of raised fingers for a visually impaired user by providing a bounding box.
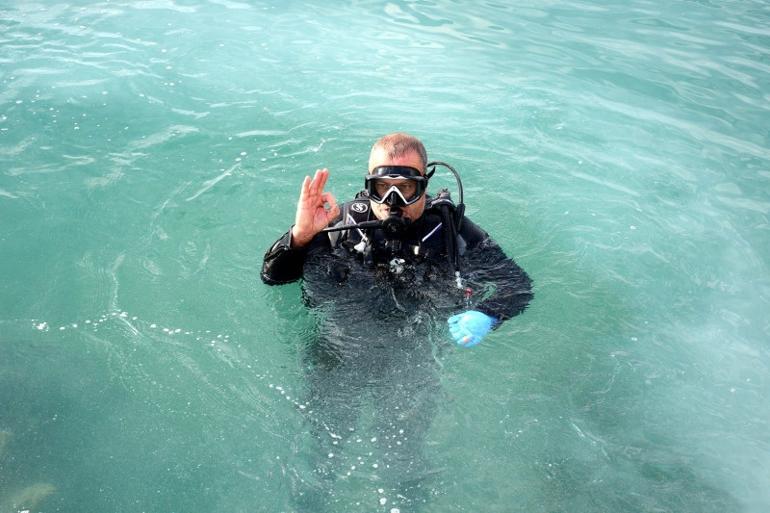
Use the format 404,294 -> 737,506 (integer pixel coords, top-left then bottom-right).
317,168 -> 329,191
309,168 -> 329,197
298,175 -> 311,201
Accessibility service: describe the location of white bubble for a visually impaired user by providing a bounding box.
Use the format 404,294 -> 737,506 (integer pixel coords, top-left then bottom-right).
328,453 -> 334,458
372,463 -> 378,469
370,437 -> 377,442
150,324 -> 157,328
380,497 -> 387,505
35,322 -> 48,331
378,488 -> 384,493
391,508 -> 400,513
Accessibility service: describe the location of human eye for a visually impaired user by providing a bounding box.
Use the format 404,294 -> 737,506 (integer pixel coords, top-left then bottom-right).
398,181 -> 416,196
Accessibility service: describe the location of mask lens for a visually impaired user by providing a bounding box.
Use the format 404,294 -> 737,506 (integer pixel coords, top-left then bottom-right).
373,180 -> 417,200
365,166 -> 428,205
368,178 -> 424,205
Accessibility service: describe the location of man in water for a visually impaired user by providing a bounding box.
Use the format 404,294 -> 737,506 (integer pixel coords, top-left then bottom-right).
261,132 -> 532,510
262,132 -> 532,342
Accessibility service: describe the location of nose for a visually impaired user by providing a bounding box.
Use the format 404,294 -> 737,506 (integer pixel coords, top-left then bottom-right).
384,190 -> 404,207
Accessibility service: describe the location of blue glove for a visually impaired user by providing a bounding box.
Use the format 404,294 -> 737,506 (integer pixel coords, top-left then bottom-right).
447,310 -> 497,348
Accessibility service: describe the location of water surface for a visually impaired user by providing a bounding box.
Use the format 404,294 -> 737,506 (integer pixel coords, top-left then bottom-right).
1,1 -> 769,512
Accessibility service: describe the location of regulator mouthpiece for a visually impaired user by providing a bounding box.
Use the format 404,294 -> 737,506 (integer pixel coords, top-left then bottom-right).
382,209 -> 410,238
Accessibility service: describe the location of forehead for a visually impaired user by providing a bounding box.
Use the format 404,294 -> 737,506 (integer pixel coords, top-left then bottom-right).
368,146 -> 424,172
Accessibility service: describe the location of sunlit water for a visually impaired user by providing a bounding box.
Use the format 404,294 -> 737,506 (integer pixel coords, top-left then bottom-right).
1,1 -> 769,512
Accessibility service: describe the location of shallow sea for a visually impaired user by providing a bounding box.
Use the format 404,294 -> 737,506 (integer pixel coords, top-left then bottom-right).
1,1 -> 769,512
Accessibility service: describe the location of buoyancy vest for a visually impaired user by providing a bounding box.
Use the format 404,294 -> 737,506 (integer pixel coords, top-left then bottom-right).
326,192 -> 468,271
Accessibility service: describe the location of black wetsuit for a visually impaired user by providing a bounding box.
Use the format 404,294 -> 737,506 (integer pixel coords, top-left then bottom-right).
261,198 -> 533,323
260,197 -> 532,511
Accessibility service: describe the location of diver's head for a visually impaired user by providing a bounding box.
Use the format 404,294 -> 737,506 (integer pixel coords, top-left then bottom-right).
367,133 -> 428,222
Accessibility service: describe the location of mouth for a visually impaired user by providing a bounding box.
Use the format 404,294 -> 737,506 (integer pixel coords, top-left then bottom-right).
383,206 -> 406,217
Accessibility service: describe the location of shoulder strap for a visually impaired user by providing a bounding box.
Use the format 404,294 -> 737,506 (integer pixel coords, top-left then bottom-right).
327,196 -> 372,247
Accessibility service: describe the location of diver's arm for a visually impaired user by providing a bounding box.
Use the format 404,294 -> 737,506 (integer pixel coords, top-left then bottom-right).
261,226 -> 336,285
261,168 -> 340,285
461,219 -> 533,323
261,229 -> 307,285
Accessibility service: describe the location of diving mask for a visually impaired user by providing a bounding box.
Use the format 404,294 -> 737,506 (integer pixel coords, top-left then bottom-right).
365,166 -> 428,206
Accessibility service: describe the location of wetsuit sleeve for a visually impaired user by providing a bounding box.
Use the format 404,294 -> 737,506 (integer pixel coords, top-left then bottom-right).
460,219 -> 533,322
261,223 -> 337,285
260,229 -> 308,285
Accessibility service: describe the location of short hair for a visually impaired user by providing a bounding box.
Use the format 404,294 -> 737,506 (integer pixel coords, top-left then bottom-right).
370,132 -> 428,171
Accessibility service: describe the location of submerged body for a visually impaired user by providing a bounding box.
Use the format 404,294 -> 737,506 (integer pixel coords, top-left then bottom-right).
261,132 -> 532,510
261,196 -> 532,509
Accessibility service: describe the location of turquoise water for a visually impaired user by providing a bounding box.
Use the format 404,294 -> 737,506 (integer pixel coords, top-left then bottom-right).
1,1 -> 769,512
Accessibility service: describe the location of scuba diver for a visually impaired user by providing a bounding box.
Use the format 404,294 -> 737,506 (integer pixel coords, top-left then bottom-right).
260,133 -> 532,511
262,132 -> 533,345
